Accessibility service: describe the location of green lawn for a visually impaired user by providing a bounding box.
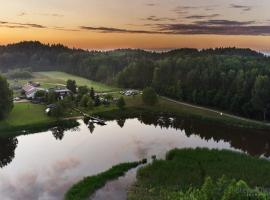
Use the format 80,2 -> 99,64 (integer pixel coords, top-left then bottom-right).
0,103 -> 55,135
128,148 -> 270,200
36,71 -> 120,92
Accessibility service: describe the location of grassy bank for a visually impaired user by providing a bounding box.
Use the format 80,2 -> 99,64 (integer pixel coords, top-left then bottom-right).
65,161 -> 142,200
92,95 -> 270,130
128,148 -> 270,200
1,92 -> 269,136
0,103 -> 79,137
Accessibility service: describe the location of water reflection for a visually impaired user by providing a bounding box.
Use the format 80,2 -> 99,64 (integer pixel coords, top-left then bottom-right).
135,113 -> 270,157
117,119 -> 126,128
84,112 -> 270,157
0,137 -> 18,168
1,113 -> 269,171
0,114 -> 269,200
51,125 -> 79,141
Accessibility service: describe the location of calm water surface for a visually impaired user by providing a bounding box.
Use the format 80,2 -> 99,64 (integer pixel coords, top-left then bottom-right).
0,115 -> 269,200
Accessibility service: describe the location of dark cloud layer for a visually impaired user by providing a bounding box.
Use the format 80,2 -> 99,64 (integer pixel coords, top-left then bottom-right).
80,26 -> 161,34
158,23 -> 270,35
0,21 -> 46,29
185,14 -> 220,19
141,15 -> 176,22
230,4 -> 252,11
195,20 -> 256,26
81,19 -> 270,36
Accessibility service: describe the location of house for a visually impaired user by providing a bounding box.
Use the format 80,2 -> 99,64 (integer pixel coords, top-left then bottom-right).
22,84 -> 46,99
48,87 -> 72,100
22,84 -> 38,99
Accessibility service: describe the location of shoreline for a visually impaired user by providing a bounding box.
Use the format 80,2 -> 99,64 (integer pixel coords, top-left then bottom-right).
1,95 -> 270,137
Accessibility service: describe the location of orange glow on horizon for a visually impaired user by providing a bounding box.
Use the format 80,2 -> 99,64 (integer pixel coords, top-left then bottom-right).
1,28 -> 270,51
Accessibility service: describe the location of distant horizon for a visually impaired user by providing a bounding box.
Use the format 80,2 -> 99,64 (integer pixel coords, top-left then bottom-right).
1,40 -> 270,55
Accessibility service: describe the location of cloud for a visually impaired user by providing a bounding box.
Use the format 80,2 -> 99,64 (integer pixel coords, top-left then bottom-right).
23,23 -> 46,28
40,13 -> 64,17
0,20 -> 78,31
81,19 -> 270,36
0,21 -> 47,29
158,22 -> 270,35
185,14 -> 220,19
173,5 -> 219,15
194,20 -> 256,26
145,3 -> 156,7
80,26 -> 162,34
230,4 -> 252,11
0,157 -> 81,200
172,6 -> 195,15
141,15 -> 177,22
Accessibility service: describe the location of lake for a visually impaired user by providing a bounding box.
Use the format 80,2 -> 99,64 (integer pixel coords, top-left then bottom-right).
0,114 -> 269,200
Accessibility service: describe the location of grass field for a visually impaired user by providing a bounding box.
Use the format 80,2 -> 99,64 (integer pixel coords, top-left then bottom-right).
36,71 -> 120,92
128,148 -> 270,200
8,71 -> 120,96
0,103 -> 56,135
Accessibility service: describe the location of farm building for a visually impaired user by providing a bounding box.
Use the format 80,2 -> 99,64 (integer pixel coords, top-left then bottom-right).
22,84 -> 44,99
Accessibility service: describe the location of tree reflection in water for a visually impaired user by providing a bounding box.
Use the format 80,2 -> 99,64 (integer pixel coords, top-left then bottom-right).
117,119 -> 126,128
50,120 -> 80,140
88,122 -> 95,134
136,112 -> 270,157
103,112 -> 270,158
0,137 -> 18,168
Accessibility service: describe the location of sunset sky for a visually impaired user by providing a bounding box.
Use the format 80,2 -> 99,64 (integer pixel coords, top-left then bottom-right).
1,0 -> 270,51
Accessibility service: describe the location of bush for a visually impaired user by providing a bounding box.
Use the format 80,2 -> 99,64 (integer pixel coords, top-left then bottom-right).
50,103 -> 64,118
117,97 -> 126,109
136,177 -> 270,200
80,94 -> 90,107
142,87 -> 158,105
66,80 -> 77,93
0,75 -> 13,119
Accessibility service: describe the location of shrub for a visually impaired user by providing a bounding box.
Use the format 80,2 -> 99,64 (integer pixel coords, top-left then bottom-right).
117,97 -> 126,109
142,87 -> 158,105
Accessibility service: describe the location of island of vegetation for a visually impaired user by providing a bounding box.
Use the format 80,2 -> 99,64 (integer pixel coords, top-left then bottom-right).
128,148 -> 270,200
65,160 -> 145,200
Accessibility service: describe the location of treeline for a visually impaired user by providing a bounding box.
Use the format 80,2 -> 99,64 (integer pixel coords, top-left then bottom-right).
0,41 -> 270,121
6,68 -> 33,79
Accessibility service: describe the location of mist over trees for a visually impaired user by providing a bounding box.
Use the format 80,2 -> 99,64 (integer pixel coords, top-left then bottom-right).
1,41 -> 270,120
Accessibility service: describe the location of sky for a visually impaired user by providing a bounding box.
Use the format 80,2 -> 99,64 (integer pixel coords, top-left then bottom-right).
0,0 -> 270,51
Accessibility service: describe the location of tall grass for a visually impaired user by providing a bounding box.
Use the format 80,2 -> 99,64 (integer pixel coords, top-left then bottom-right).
128,148 -> 270,200
65,161 -> 142,200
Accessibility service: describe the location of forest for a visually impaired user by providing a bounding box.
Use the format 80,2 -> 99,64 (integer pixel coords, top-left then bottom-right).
0,41 -> 270,121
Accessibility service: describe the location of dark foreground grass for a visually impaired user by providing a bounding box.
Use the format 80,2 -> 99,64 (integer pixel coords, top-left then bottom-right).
128,148 -> 270,200
65,161 -> 142,200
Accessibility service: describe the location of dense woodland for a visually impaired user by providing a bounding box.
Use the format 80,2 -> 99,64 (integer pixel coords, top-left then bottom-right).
1,41 -> 270,121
